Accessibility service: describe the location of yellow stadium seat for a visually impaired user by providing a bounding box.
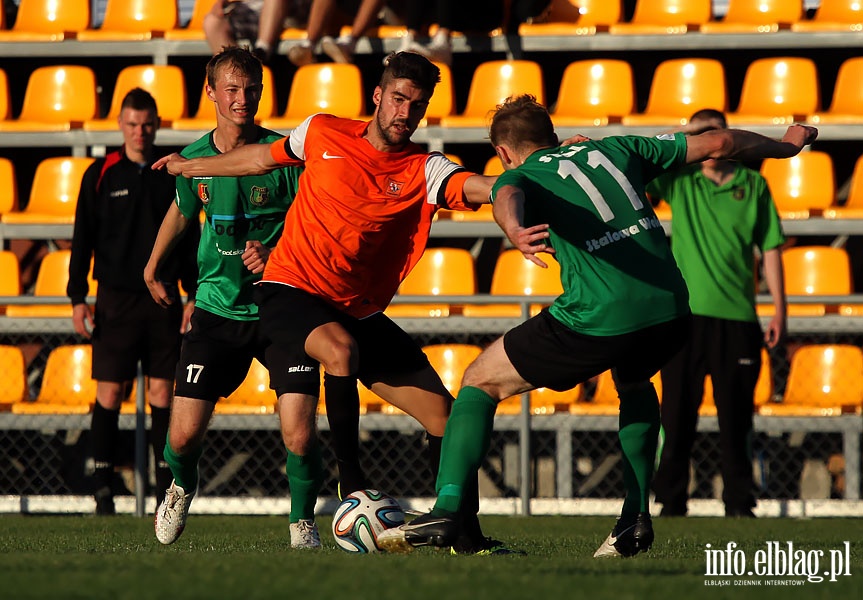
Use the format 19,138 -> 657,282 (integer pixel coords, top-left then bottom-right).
423,344 -> 482,396
440,61 -> 545,128
385,248 -> 476,318
792,0 -> 863,31
262,63 -> 364,130
6,250 -> 97,318
0,65 -> 98,132
727,57 -> 820,125
0,156 -> 94,226
809,58 -> 863,125
164,0 -> 210,40
77,0 -> 177,41
552,59 -> 635,127
825,154 -> 863,219
0,157 -> 17,214
0,250 -> 21,315
759,345 -> 863,416
0,345 -> 28,406
12,345 -> 96,414
519,0 -> 622,35
0,0 -> 90,41
483,156 -> 504,176
174,66 -> 276,130
653,200 -> 672,219
610,0 -> 712,34
759,151 -> 834,218
701,0 -> 803,33
0,68 -> 9,123
622,58 -> 727,127
421,62 -> 455,126
758,246 -> 851,317
571,370 -> 662,415
84,65 -> 188,130
216,358 -> 276,414
463,249 -> 562,318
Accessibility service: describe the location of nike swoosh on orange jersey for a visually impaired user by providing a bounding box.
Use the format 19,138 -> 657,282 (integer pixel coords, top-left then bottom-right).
322,151 -> 345,159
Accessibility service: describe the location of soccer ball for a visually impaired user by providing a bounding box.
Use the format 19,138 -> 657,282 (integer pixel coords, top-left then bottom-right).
331,489 -> 405,553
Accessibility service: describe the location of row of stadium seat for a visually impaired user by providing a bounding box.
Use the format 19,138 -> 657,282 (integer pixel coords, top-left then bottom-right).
1,243 -> 861,321
3,342 -> 861,417
0,0 -> 860,42
1,55 -> 862,134
4,146 -> 863,231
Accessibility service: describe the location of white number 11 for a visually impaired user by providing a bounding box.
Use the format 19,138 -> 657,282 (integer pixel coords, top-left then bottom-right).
557,150 -> 643,223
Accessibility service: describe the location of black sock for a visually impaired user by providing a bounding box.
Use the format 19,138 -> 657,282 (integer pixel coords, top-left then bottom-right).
91,402 -> 120,496
324,373 -> 367,495
149,405 -> 172,506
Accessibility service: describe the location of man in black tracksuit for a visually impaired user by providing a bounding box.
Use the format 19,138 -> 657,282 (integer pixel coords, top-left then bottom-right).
67,88 -> 199,515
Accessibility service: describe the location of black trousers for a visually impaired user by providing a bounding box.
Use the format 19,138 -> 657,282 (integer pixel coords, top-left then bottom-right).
653,315 -> 763,512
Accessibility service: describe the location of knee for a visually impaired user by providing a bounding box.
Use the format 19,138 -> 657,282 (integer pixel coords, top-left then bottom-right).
319,338 -> 358,376
147,379 -> 173,409
282,424 -> 315,456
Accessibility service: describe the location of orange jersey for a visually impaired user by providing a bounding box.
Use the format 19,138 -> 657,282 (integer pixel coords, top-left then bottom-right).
264,114 -> 478,318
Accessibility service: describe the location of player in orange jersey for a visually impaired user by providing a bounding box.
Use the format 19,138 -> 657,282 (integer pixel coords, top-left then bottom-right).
155,52 -> 506,553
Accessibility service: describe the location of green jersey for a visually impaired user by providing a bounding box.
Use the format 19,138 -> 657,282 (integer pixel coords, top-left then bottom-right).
492,133 -> 691,336
176,127 -> 302,320
647,163 -> 785,322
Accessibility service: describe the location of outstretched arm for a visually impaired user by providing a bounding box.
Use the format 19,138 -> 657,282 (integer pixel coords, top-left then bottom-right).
144,203 -> 192,307
462,174 -> 497,205
153,143 -> 282,178
492,184 -> 553,268
684,124 -> 818,165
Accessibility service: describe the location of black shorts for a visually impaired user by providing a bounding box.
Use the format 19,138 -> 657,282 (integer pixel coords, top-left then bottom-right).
504,309 -> 691,392
91,287 -> 183,382
255,283 -> 430,397
173,307 -> 268,402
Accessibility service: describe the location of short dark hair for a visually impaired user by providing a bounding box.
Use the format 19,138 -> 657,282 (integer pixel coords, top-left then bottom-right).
489,94 -> 557,150
380,51 -> 440,97
206,46 -> 263,89
120,87 -> 158,114
689,108 -> 727,129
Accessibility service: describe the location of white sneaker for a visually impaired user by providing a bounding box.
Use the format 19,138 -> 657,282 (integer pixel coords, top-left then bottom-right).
321,36 -> 354,63
408,41 -> 452,66
288,43 -> 314,67
290,519 -> 322,549
154,480 -> 196,545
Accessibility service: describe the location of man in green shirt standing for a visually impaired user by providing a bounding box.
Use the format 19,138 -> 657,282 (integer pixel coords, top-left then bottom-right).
649,109 -> 787,519
378,95 -> 816,557
143,47 -> 319,548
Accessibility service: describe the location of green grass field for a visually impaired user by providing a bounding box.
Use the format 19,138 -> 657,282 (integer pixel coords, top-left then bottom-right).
0,515 -> 859,600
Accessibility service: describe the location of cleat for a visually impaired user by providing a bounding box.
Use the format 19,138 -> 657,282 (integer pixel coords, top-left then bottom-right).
290,519 -> 322,549
593,512 -> 653,558
155,480 -> 195,545
451,536 -> 526,556
378,512 -> 459,554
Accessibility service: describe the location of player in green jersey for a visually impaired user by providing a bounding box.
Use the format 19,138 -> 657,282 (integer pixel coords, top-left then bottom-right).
378,95 -> 817,556
649,109 -> 787,519
143,47 -> 320,549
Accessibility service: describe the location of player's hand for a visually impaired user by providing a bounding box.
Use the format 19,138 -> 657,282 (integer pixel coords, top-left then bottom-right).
511,224 -> 554,268
181,299 -> 195,334
72,303 -> 94,339
152,153 -> 187,176
764,314 -> 786,348
559,134 -> 590,146
242,240 -> 270,274
781,124 -> 818,149
144,263 -> 175,307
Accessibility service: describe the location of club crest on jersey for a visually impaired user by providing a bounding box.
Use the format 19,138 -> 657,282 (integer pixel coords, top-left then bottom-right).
250,186 -> 269,206
198,183 -> 210,204
385,177 -> 404,197
733,186 -> 746,200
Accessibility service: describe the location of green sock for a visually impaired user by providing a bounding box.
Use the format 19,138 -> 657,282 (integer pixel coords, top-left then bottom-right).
286,445 -> 323,523
162,440 -> 203,492
617,382 -> 661,516
433,386 -> 497,516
